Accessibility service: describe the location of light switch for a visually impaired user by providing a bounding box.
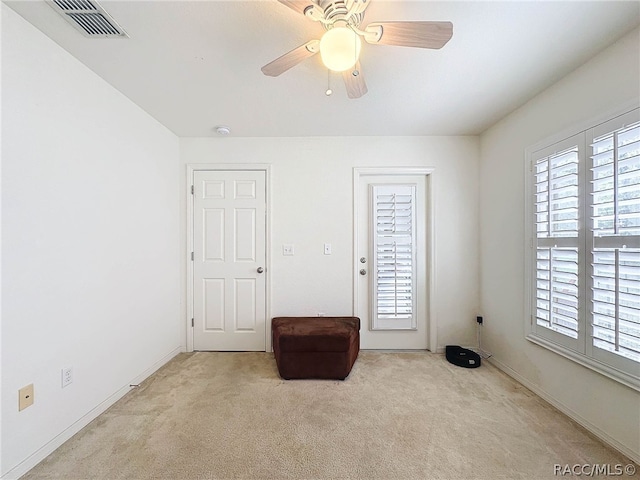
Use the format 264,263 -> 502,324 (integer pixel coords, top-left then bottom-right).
283,244 -> 295,256
324,243 -> 332,255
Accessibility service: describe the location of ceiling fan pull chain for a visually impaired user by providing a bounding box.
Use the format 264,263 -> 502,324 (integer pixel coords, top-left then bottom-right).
325,69 -> 333,96
352,35 -> 359,77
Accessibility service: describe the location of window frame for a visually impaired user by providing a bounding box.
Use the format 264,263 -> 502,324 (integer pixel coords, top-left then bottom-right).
524,105 -> 640,392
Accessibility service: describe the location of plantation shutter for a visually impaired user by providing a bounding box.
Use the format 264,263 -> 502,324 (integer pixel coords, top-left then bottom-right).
527,108 -> 640,387
590,118 -> 640,363
532,138 -> 582,347
371,184 -> 417,330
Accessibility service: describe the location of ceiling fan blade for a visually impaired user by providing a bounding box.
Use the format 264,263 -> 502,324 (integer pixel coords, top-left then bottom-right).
365,21 -> 453,49
342,61 -> 367,99
277,0 -> 314,16
261,40 -> 320,77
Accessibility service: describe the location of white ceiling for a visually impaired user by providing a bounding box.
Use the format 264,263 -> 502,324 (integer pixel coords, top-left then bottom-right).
5,0 -> 640,137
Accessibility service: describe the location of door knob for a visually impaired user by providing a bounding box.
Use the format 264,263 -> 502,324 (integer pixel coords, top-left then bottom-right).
359,269 -> 367,275
257,267 -> 264,274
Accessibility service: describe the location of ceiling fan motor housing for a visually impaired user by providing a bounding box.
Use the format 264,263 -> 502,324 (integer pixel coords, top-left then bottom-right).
317,0 -> 366,28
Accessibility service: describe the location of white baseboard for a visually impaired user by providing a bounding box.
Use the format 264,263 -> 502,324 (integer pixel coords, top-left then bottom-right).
489,357 -> 640,465
2,347 -> 182,480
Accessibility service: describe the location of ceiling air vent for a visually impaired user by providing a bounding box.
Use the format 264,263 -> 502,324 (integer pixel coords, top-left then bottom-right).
48,0 -> 128,38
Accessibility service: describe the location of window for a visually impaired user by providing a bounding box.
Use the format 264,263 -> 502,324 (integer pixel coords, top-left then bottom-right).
526,108 -> 640,390
371,184 -> 417,330
533,140 -> 582,349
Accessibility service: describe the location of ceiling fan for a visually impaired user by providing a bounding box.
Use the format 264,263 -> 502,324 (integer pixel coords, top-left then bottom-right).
261,0 -> 453,99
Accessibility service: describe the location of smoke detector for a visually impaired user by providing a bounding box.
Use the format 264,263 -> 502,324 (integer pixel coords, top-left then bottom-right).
215,126 -> 231,136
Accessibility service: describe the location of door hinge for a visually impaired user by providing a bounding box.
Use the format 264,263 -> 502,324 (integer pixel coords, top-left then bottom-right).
191,252 -> 194,261
191,185 -> 194,195
191,318 -> 194,327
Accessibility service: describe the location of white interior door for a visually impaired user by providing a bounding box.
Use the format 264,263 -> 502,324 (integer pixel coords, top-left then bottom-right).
192,170 -> 266,351
356,174 -> 429,349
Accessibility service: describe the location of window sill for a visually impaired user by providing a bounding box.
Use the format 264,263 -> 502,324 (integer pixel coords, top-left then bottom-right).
526,333 -> 640,392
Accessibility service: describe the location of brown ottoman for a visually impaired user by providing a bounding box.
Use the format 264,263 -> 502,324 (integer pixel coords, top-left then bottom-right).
272,317 -> 360,380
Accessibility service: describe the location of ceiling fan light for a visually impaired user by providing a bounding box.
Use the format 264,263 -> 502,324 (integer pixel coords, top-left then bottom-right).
320,27 -> 361,72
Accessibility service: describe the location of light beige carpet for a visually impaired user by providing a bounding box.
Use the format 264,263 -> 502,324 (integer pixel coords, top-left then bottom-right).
23,352 -> 637,480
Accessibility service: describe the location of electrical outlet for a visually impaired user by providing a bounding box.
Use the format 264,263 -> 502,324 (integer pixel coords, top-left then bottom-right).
61,367 -> 73,388
19,384 -> 34,411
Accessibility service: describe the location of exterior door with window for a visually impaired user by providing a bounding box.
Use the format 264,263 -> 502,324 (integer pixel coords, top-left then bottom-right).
356,174 -> 428,349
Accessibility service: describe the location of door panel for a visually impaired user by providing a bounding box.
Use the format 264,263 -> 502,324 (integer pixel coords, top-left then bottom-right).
193,170 -> 266,351
235,209 -> 256,261
203,279 -> 225,331
204,209 -> 225,260
235,279 -> 256,331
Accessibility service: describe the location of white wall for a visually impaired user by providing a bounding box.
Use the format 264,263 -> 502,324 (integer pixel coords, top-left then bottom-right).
1,6 -> 181,477
180,135 -> 480,351
6,0 -> 636,475
479,27 -> 640,461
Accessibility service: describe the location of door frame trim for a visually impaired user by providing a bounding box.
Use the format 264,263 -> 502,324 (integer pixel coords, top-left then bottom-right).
353,167 -> 436,352
186,164 -> 272,352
